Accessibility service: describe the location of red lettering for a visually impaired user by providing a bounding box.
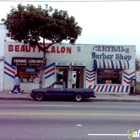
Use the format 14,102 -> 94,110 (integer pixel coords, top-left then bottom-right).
15,45 -> 19,52
32,46 -> 36,52
57,46 -> 60,53
51,46 -> 55,53
20,45 -> 25,52
8,44 -> 72,54
8,45 -> 13,52
66,47 -> 71,54
38,47 -> 41,53
26,46 -> 31,52
61,47 -> 65,53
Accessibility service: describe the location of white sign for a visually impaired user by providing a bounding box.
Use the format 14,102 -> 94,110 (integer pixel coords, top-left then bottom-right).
72,62 -> 86,66
55,62 -> 69,66
136,71 -> 140,82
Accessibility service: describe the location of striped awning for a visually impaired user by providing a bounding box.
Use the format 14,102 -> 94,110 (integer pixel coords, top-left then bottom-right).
93,59 -> 129,69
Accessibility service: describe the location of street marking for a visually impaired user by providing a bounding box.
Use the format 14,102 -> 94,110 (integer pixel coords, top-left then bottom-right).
0,112 -> 140,116
76,124 -> 83,126
22,104 -> 72,107
88,134 -> 127,136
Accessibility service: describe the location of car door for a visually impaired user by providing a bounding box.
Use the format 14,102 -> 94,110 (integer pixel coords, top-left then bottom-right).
46,82 -> 65,98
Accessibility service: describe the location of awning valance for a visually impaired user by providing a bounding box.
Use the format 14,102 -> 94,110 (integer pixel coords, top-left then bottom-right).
93,59 -> 129,69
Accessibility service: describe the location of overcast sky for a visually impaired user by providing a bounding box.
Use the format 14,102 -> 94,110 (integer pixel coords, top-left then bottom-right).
0,1 -> 140,57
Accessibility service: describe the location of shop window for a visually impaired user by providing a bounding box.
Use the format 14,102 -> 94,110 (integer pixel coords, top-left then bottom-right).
56,69 -> 68,88
17,66 -> 40,83
97,69 -> 122,84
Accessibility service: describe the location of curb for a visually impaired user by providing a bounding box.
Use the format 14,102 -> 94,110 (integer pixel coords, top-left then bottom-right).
92,99 -> 140,102
0,97 -> 139,102
0,97 -> 32,101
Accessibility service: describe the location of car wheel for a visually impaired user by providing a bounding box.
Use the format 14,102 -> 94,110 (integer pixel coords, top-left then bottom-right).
74,93 -> 83,102
35,92 -> 44,101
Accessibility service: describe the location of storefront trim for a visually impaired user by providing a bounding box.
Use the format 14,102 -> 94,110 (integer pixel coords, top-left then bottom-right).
89,84 -> 130,93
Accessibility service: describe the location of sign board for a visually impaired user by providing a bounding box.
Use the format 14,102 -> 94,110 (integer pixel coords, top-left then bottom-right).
72,62 -> 86,66
26,68 -> 35,72
136,71 -> 140,82
106,80 -> 112,84
55,62 -> 69,66
12,57 -> 44,67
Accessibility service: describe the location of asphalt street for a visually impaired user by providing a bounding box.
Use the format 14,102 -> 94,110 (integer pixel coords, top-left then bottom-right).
0,100 -> 140,140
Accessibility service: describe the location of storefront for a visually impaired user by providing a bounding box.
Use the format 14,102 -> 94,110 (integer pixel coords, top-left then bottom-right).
89,45 -> 135,93
3,42 -> 87,91
2,41 -> 136,93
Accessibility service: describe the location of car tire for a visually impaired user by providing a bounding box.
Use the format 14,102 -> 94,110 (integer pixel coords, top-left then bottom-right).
74,93 -> 83,102
35,92 -> 45,101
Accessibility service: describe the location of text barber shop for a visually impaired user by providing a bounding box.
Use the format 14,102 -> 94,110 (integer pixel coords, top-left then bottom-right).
12,57 -> 44,83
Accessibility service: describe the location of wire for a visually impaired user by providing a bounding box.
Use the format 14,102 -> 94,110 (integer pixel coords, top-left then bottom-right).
0,0 -> 139,2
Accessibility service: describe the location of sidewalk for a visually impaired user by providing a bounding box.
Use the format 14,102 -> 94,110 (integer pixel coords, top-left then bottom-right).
0,91 -> 31,100
0,91 -> 140,102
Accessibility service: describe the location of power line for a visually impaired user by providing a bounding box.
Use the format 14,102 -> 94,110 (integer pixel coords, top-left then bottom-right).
0,0 -> 140,2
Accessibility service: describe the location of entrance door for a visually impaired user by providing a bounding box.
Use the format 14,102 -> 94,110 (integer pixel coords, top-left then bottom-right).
56,67 -> 68,88
72,67 -> 85,88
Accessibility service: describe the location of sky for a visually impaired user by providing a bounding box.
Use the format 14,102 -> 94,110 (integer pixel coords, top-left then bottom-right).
0,0 -> 140,57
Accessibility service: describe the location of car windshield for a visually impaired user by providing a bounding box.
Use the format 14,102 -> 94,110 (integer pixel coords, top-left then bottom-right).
52,83 -> 63,89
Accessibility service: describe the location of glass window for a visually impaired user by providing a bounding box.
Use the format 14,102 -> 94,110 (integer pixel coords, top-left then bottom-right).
53,83 -> 63,89
17,66 -> 40,83
97,69 -> 122,84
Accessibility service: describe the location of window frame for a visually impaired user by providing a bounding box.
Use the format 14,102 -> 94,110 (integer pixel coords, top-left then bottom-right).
97,68 -> 122,84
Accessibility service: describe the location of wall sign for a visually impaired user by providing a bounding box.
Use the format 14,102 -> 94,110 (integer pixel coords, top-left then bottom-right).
72,62 -> 86,66
12,57 -> 44,67
136,71 -> 140,82
55,62 -> 70,66
92,53 -> 132,61
26,68 -> 35,72
93,45 -> 126,52
8,45 -> 72,54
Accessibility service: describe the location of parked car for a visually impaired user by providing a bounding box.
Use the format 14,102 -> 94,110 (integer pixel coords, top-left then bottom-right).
30,81 -> 96,102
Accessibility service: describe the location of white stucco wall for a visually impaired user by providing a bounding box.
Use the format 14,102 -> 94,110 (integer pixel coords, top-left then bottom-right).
0,23 -> 5,92
0,23 -> 5,56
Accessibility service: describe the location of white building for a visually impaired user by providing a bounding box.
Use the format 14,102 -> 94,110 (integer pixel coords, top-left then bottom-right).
0,23 -> 5,92
0,24 -> 136,93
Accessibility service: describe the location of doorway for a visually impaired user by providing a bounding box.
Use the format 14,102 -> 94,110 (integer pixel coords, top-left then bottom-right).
72,67 -> 85,88
56,67 -> 68,88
